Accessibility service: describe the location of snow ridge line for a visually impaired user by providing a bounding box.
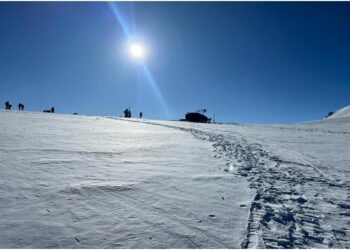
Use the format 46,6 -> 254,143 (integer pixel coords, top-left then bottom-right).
110,119 -> 349,248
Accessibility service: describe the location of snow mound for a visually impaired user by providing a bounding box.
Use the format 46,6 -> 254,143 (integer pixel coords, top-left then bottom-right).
326,104 -> 350,119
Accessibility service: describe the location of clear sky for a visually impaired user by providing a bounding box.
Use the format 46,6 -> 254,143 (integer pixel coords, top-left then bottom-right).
1,2 -> 350,124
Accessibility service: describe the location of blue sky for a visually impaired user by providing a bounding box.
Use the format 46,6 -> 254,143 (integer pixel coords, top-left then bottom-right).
0,2 -> 349,124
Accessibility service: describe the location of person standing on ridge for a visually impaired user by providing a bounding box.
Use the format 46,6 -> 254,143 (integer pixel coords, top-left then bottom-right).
124,108 -> 129,118
18,103 -> 24,111
123,108 -> 131,118
139,112 -> 143,119
4,101 -> 11,110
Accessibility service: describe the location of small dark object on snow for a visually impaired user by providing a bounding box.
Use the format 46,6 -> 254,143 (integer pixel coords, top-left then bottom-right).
295,196 -> 307,204
73,113 -> 78,115
139,112 -> 143,119
43,107 -> 55,113
326,111 -> 334,118
124,108 -> 131,118
4,101 -> 12,110
18,103 -> 24,111
208,214 -> 216,217
184,109 -> 211,123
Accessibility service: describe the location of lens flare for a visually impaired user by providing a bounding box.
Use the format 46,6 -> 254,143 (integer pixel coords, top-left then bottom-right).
129,44 -> 145,59
108,2 -> 171,119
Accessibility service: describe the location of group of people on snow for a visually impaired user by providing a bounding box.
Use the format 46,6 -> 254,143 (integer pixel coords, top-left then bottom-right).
43,107 -> 55,113
124,108 -> 132,118
4,100 -> 55,113
4,100 -> 143,119
4,101 -> 24,111
123,108 -> 143,119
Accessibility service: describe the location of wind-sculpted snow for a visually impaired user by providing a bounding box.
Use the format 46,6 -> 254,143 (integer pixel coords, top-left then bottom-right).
1,110 -> 349,248
128,117 -> 350,248
0,111 -> 253,248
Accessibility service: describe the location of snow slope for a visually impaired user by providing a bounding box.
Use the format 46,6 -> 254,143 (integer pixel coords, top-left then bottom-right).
0,111 -> 253,248
1,109 -> 349,248
117,117 -> 350,248
327,104 -> 350,119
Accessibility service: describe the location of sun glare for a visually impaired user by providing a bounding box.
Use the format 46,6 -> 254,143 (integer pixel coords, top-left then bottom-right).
129,43 -> 145,59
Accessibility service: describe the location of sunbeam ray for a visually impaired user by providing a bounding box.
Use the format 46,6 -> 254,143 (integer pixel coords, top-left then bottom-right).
140,64 -> 171,118
108,2 -> 132,36
108,2 -> 171,119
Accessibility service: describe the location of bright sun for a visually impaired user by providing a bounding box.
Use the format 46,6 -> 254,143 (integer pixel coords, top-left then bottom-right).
129,43 -> 145,59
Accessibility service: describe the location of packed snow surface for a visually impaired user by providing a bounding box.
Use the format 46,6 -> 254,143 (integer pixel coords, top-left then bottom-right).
0,110 -> 349,248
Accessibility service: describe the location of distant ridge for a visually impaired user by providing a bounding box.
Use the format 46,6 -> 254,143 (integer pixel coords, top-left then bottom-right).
327,104 -> 350,119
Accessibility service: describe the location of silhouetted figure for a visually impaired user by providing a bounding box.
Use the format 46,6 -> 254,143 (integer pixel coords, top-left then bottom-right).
18,103 -> 24,111
5,101 -> 12,110
139,112 -> 143,119
124,108 -> 131,118
43,106 -> 55,113
326,111 -> 334,118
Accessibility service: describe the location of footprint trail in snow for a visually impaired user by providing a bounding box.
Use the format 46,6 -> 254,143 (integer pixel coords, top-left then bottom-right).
135,119 -> 350,248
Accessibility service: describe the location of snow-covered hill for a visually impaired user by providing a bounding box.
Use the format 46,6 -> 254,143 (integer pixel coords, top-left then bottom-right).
0,110 -> 253,248
327,104 -> 350,119
0,110 -> 349,248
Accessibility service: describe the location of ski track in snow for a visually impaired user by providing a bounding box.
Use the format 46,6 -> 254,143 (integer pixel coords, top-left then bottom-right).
119,118 -> 350,248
